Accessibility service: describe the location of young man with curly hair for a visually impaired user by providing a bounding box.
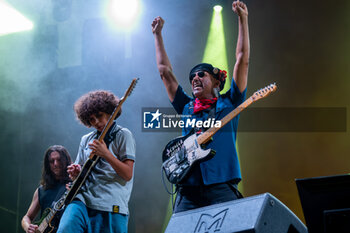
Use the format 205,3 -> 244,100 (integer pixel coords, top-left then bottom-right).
22,145 -> 72,233
57,90 -> 136,233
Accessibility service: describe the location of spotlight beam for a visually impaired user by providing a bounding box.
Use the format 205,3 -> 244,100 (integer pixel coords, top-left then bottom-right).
0,0 -> 33,36
203,6 -> 230,93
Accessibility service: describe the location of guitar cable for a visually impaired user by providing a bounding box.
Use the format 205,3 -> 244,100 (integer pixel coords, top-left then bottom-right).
161,167 -> 177,209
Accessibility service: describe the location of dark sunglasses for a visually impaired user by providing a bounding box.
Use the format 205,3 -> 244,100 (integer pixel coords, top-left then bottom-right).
189,71 -> 206,81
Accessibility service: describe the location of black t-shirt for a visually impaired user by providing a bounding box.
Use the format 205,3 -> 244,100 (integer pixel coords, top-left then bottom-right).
38,183 -> 66,217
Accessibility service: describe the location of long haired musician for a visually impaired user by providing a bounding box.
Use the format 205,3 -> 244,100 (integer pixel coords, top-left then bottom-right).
21,145 -> 72,233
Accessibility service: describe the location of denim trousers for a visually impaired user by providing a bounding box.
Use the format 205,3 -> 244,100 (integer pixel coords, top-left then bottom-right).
57,200 -> 128,233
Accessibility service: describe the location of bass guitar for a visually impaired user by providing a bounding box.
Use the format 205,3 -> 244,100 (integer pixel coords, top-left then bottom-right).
35,78 -> 138,233
162,83 -> 277,184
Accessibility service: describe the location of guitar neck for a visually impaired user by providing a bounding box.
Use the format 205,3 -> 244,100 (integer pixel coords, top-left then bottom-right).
37,208 -> 56,232
92,99 -> 124,158
64,155 -> 99,205
91,78 -> 137,158
197,96 -> 253,145
37,216 -> 49,232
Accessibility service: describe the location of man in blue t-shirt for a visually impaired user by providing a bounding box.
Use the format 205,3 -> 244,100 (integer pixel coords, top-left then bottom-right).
152,0 -> 250,213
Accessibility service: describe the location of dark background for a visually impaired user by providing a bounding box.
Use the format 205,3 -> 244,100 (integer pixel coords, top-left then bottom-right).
0,0 -> 349,232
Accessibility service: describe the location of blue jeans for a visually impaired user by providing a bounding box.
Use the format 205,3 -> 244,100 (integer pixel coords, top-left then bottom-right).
57,200 -> 128,233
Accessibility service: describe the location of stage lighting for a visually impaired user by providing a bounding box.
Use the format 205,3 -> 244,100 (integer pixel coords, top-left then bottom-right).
106,0 -> 141,29
213,5 -> 223,12
0,1 -> 33,36
203,3 -> 229,93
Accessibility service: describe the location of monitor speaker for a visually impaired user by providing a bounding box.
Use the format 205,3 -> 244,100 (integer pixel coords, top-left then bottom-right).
165,193 -> 307,233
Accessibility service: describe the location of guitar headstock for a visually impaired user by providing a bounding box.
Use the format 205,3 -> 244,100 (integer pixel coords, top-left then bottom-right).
120,78 -> 139,102
252,83 -> 277,102
98,78 -> 139,140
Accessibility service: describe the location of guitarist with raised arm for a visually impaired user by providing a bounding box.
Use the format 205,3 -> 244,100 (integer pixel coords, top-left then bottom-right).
57,90 -> 136,233
152,0 -> 250,213
21,145 -> 72,233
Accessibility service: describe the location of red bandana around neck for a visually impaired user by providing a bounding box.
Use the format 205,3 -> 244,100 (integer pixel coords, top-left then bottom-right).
193,97 -> 217,114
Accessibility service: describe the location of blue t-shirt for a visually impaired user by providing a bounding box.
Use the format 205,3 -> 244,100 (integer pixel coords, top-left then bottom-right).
171,79 -> 246,185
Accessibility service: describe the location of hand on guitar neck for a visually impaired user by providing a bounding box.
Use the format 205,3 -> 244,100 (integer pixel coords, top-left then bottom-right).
67,164 -> 81,181
24,222 -> 38,233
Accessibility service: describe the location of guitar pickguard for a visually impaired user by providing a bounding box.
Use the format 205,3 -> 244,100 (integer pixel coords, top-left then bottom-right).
162,133 -> 215,184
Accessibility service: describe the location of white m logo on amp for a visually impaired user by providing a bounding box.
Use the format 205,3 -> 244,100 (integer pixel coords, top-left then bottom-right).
194,208 -> 228,233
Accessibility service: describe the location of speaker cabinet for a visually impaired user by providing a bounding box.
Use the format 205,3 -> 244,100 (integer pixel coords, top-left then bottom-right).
165,193 -> 307,233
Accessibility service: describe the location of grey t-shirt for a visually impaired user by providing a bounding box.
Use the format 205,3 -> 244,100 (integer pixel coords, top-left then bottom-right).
75,124 -> 136,215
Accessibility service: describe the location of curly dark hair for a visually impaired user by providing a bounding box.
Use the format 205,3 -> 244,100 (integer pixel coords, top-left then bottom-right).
41,145 -> 72,189
74,90 -> 121,127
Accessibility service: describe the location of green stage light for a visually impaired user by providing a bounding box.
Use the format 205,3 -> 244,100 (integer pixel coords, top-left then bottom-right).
203,5 -> 230,93
0,0 -> 33,36
213,5 -> 223,12
203,2 -> 244,196
205,4 -> 245,195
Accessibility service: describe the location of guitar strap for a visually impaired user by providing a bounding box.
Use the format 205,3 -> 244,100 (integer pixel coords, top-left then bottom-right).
207,106 -> 216,122
51,184 -> 67,208
95,121 -> 118,148
94,122 -> 123,165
